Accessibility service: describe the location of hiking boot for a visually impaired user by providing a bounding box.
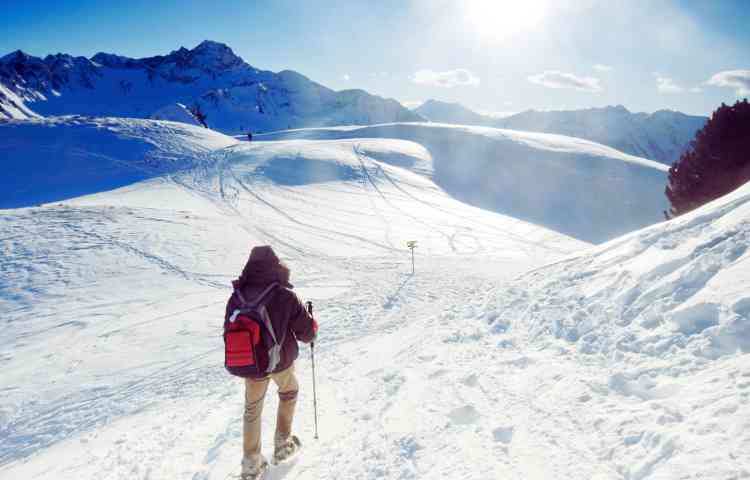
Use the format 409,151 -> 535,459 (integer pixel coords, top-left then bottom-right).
241,454 -> 269,480
272,435 -> 301,464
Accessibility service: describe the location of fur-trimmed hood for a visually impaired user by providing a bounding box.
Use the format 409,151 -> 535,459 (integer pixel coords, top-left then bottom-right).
234,245 -> 292,289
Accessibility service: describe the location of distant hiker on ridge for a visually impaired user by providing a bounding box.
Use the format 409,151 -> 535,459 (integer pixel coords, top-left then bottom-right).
224,245 -> 318,479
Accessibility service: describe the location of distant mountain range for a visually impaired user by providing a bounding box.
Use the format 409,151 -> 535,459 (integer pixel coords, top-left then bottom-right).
414,99 -> 495,127
0,40 -> 421,133
0,40 -> 707,164
414,99 -> 707,165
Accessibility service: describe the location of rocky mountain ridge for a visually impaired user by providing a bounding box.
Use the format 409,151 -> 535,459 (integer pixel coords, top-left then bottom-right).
0,40 -> 422,133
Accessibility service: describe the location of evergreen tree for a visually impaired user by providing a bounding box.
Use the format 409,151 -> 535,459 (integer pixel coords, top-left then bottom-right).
665,99 -> 750,217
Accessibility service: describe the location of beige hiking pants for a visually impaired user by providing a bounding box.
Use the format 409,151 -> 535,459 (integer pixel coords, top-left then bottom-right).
243,364 -> 299,459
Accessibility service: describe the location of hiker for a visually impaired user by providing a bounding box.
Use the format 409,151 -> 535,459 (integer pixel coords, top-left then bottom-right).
225,245 -> 318,479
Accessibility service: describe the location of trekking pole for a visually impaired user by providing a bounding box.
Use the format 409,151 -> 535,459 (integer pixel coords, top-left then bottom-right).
306,301 -> 319,440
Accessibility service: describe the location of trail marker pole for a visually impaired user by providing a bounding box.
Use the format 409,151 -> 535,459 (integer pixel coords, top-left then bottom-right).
305,301 -> 319,440
407,240 -> 418,274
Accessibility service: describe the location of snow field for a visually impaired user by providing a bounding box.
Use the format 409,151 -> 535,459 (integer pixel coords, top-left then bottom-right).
1,117 -> 747,479
1,118 -> 584,478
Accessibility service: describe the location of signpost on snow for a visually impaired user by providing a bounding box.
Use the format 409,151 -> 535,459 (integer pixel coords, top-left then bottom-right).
407,240 -> 418,274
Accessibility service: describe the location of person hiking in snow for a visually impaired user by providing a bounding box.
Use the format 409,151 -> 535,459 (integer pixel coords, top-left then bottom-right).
224,245 -> 317,479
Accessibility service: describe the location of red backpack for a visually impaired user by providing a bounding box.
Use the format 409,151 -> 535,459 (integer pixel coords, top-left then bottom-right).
224,283 -> 284,378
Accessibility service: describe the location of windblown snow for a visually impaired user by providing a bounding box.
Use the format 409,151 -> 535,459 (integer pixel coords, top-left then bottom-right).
259,122 -> 669,243
1,117 -> 747,480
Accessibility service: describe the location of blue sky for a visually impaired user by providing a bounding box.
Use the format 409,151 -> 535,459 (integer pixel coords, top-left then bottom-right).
3,0 -> 749,116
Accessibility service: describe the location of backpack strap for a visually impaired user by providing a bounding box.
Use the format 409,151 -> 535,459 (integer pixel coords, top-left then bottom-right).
228,283 -> 279,324
235,282 -> 279,308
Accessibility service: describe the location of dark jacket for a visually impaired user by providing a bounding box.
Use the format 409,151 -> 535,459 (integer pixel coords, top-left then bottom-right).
225,246 -> 316,375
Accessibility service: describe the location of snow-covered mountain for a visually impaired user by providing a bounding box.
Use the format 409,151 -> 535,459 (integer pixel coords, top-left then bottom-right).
413,99 -> 496,126
1,115 -> 747,479
259,123 -> 669,243
411,101 -> 706,165
0,41 -> 422,132
498,105 -> 707,165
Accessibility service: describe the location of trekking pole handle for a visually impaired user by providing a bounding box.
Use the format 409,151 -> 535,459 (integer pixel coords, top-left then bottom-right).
306,301 -> 314,347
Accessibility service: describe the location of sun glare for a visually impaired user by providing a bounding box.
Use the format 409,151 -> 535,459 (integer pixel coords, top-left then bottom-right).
464,0 -> 548,41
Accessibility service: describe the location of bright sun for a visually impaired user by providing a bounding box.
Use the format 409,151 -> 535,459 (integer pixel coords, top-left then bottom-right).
464,0 -> 548,41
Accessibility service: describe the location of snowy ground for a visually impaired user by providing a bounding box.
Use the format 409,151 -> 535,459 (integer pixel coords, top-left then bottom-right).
1,118 -> 747,479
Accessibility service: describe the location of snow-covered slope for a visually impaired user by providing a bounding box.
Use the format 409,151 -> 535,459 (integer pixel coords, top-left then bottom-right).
259,123 -> 670,243
481,180 -> 750,479
149,102 -> 202,126
1,115 -> 747,479
0,82 -> 40,119
0,116 -> 235,209
498,105 -> 707,165
493,179 -> 750,362
0,41 -> 422,132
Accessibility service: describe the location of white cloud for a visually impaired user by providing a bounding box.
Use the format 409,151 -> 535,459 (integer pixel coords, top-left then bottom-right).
653,73 -> 703,94
527,70 -> 602,92
342,74 -> 350,81
706,70 -> 750,96
654,73 -> 684,93
593,64 -> 613,72
411,69 -> 480,88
